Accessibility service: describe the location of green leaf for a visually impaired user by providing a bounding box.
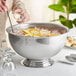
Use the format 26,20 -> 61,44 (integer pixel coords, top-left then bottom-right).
59,15 -> 67,26
48,4 -> 65,12
59,15 -> 73,29
58,0 -> 74,6
73,19 -> 76,26
72,0 -> 76,5
59,15 -> 66,21
58,0 -> 69,6
48,0 -> 76,29
61,20 -> 73,29
70,5 -> 76,13
66,20 -> 73,29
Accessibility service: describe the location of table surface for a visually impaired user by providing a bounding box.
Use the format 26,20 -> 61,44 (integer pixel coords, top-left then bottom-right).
0,28 -> 76,76
0,47 -> 76,76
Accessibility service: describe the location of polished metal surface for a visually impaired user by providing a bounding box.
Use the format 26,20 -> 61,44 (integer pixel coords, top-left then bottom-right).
57,60 -> 74,65
21,59 -> 54,68
6,23 -> 68,68
7,11 -> 14,33
66,54 -> 76,62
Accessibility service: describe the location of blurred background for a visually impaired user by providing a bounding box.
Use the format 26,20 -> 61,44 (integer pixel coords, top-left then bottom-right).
5,0 -> 76,29
6,0 -> 65,27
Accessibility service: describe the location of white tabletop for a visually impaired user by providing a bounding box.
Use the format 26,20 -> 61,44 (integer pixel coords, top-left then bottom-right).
0,47 -> 76,76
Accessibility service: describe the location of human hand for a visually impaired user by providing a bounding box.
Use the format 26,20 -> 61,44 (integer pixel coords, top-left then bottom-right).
0,0 -> 8,12
13,9 -> 30,23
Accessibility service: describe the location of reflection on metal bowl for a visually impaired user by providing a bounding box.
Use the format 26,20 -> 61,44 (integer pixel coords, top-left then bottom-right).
6,23 -> 68,68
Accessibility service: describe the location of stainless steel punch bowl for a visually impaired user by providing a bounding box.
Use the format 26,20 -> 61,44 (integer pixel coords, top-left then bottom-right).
6,23 -> 68,67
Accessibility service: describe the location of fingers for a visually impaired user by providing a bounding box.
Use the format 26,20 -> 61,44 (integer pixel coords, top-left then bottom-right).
2,0 -> 8,10
13,9 -> 24,15
17,10 -> 30,23
13,9 -> 30,23
17,17 -> 30,23
0,7 -> 3,12
3,0 -> 6,1
0,0 -> 8,12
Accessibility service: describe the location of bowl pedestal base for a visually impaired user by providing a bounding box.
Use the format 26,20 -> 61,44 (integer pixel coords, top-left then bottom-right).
21,58 -> 54,68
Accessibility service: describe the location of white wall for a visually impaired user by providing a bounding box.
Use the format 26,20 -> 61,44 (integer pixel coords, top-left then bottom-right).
21,0 -> 55,22
20,0 -> 66,23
